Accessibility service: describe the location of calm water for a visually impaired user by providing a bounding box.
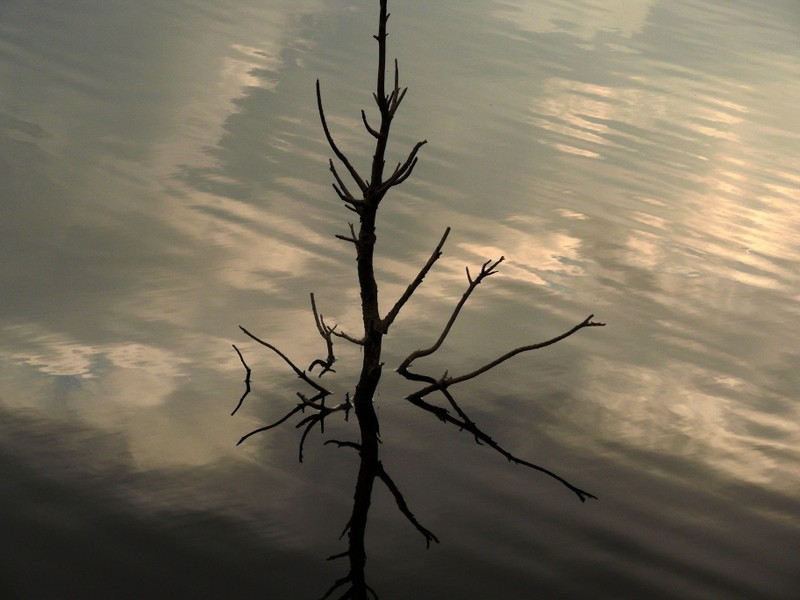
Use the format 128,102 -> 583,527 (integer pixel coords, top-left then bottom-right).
1,0 -> 799,598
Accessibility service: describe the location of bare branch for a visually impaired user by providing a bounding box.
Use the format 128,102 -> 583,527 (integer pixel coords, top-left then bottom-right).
327,551 -> 350,562
325,439 -> 363,452
397,256 -> 504,377
231,344 -> 251,415
318,575 -> 352,600
387,155 -> 418,188
336,233 -> 358,245
339,518 -> 352,540
376,139 -> 427,194
373,6 -> 389,110
236,404 -> 305,446
329,160 -> 363,208
388,60 -> 409,115
439,386 -> 478,435
336,222 -> 359,244
317,79 -> 368,193
297,412 -> 324,462
380,227 -> 450,333
361,109 -> 381,139
332,184 -> 353,205
376,462 -> 440,547
428,314 -> 606,391
391,87 -> 407,114
297,390 -> 352,415
331,329 -> 366,346
308,293 -> 337,376
239,325 -> 331,397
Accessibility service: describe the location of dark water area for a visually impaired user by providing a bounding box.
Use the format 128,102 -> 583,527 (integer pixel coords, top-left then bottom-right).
1,0 -> 799,598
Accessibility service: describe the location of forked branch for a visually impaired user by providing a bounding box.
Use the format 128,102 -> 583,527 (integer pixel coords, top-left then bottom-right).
397,256 -> 505,380
329,160 -> 362,209
308,293 -> 337,376
376,139 -> 427,195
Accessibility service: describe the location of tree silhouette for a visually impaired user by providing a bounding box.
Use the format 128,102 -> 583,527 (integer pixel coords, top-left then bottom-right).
232,2 -> 604,598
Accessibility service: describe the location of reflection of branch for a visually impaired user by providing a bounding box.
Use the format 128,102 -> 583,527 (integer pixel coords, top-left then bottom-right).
236,404 -> 305,446
319,575 -> 351,600
397,257 -> 604,502
297,411 -> 324,463
236,393 -> 353,461
319,574 -> 380,600
326,442 -> 438,548
406,390 -> 597,502
239,325 -> 331,399
233,327 -> 352,460
231,344 -> 251,416
376,462 -> 439,547
380,227 -> 450,334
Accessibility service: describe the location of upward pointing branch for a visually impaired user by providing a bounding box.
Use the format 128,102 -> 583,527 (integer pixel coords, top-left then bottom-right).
316,79 -> 368,195
380,227 -> 450,333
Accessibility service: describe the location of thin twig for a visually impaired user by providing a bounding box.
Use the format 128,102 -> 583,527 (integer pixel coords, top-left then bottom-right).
329,160 -> 363,208
297,412 -> 324,462
308,293 -> 337,376
231,344 -> 251,415
331,329 -> 366,345
380,226 -> 450,333
361,109 -> 381,138
327,551 -> 350,562
335,222 -> 359,245
375,139 -> 427,194
317,80 -> 368,193
325,440 -> 363,452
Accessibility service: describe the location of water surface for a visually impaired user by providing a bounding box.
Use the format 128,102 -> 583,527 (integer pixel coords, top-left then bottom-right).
1,1 -> 799,598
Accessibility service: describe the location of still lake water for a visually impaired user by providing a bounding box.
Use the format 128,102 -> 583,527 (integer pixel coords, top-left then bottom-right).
1,0 -> 799,597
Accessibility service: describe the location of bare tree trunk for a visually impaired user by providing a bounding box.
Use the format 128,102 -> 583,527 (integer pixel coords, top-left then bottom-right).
348,210 -> 383,599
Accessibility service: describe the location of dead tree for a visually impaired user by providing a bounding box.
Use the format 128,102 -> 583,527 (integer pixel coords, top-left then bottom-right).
232,1 -> 604,598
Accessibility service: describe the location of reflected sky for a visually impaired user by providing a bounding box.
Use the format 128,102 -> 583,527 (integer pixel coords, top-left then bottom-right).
2,0 -> 800,598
